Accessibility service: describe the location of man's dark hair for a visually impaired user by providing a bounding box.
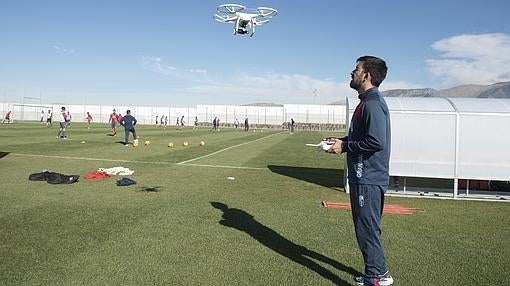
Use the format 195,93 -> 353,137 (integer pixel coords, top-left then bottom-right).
357,56 -> 387,87
126,110 -> 131,114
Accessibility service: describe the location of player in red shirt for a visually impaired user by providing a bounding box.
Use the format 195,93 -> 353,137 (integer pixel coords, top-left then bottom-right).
85,112 -> 93,129
109,109 -> 119,136
2,110 -> 12,124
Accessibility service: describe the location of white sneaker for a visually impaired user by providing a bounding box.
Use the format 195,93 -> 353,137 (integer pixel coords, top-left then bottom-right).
355,274 -> 394,286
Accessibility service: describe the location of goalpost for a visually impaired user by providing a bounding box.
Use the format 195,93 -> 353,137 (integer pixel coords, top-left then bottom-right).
12,103 -> 53,122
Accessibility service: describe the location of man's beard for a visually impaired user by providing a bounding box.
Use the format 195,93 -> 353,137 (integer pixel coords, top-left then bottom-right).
350,77 -> 361,90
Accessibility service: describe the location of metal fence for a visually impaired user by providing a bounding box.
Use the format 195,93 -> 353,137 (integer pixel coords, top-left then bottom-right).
1,102 -> 346,131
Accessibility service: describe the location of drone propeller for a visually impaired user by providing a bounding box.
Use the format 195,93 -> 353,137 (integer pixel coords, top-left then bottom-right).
253,18 -> 270,26
257,7 -> 278,17
214,13 -> 238,23
217,3 -> 246,14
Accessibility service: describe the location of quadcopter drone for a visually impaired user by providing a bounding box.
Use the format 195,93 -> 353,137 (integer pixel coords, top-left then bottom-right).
214,4 -> 278,37
306,137 -> 340,152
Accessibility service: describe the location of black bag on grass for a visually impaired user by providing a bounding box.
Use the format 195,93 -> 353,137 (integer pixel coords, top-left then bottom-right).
29,171 -> 79,184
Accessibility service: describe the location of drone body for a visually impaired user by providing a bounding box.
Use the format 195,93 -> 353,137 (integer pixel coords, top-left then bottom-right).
214,4 -> 278,37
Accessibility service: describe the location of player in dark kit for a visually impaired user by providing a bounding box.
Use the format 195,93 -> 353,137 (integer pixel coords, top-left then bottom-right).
119,110 -> 137,146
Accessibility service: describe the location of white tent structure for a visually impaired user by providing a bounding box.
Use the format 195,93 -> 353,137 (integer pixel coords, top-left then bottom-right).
345,96 -> 510,199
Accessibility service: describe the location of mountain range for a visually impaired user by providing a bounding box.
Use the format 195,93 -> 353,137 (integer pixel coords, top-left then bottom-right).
381,81 -> 510,99
244,82 -> 510,106
329,81 -> 510,105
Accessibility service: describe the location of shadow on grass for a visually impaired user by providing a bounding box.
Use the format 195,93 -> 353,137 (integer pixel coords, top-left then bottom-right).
0,151 -> 9,160
211,202 -> 361,285
268,165 -> 344,190
138,186 -> 161,192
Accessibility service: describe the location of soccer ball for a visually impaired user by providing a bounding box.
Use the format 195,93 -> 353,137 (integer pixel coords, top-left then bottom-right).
199,141 -> 205,146
133,139 -> 139,147
183,141 -> 189,146
144,140 -> 150,146
167,142 -> 174,148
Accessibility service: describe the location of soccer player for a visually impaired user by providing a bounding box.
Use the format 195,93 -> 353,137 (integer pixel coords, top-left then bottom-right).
119,110 -> 137,146
46,109 -> 53,127
109,109 -> 119,136
66,111 -> 72,127
85,112 -> 93,129
56,107 -> 68,139
2,110 -> 12,124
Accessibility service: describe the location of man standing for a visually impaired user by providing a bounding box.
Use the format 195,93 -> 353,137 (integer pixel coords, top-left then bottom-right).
119,110 -> 137,146
66,111 -> 72,127
244,117 -> 249,132
328,56 -> 393,286
109,109 -> 119,136
56,106 -> 68,139
46,109 -> 53,127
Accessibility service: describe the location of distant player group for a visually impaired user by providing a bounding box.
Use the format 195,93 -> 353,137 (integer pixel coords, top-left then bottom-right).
3,107 -> 253,146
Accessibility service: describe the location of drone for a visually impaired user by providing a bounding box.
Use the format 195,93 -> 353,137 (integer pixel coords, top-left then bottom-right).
214,4 -> 278,37
306,137 -> 339,152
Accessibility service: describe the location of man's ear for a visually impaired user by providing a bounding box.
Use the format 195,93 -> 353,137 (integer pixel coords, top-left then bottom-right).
363,71 -> 371,82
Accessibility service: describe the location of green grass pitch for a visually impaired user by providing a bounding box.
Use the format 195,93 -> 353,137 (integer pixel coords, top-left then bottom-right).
0,122 -> 508,285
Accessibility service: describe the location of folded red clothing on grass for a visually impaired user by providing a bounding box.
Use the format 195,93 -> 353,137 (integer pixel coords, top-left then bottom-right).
84,171 -> 111,179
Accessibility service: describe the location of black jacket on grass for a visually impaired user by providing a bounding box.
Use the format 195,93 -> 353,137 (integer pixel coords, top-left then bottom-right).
29,171 -> 79,184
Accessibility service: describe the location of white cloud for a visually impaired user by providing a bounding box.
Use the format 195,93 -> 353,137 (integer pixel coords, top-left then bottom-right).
141,56 -> 177,75
54,45 -> 75,54
141,56 -> 207,82
194,73 -> 353,103
426,33 -> 510,85
140,55 -> 421,104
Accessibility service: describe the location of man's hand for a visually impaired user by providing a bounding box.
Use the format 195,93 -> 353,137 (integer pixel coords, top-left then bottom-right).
326,138 -> 343,154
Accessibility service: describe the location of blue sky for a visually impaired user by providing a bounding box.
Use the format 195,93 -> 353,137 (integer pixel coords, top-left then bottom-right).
1,0 -> 509,106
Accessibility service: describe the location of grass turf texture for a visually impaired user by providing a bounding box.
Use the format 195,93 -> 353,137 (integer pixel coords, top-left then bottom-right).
0,122 -> 509,285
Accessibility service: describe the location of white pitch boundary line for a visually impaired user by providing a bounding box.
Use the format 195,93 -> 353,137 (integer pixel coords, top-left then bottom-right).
10,153 -> 174,165
177,131 -> 283,165
180,163 -> 266,170
9,153 -> 268,171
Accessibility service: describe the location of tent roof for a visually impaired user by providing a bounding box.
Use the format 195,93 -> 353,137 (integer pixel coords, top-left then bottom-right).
385,97 -> 454,112
348,96 -> 510,113
448,98 -> 510,113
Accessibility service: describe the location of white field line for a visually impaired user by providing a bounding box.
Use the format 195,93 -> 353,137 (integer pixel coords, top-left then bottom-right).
10,153 -> 174,165
179,163 -> 265,170
9,153 -> 267,171
177,131 -> 283,165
